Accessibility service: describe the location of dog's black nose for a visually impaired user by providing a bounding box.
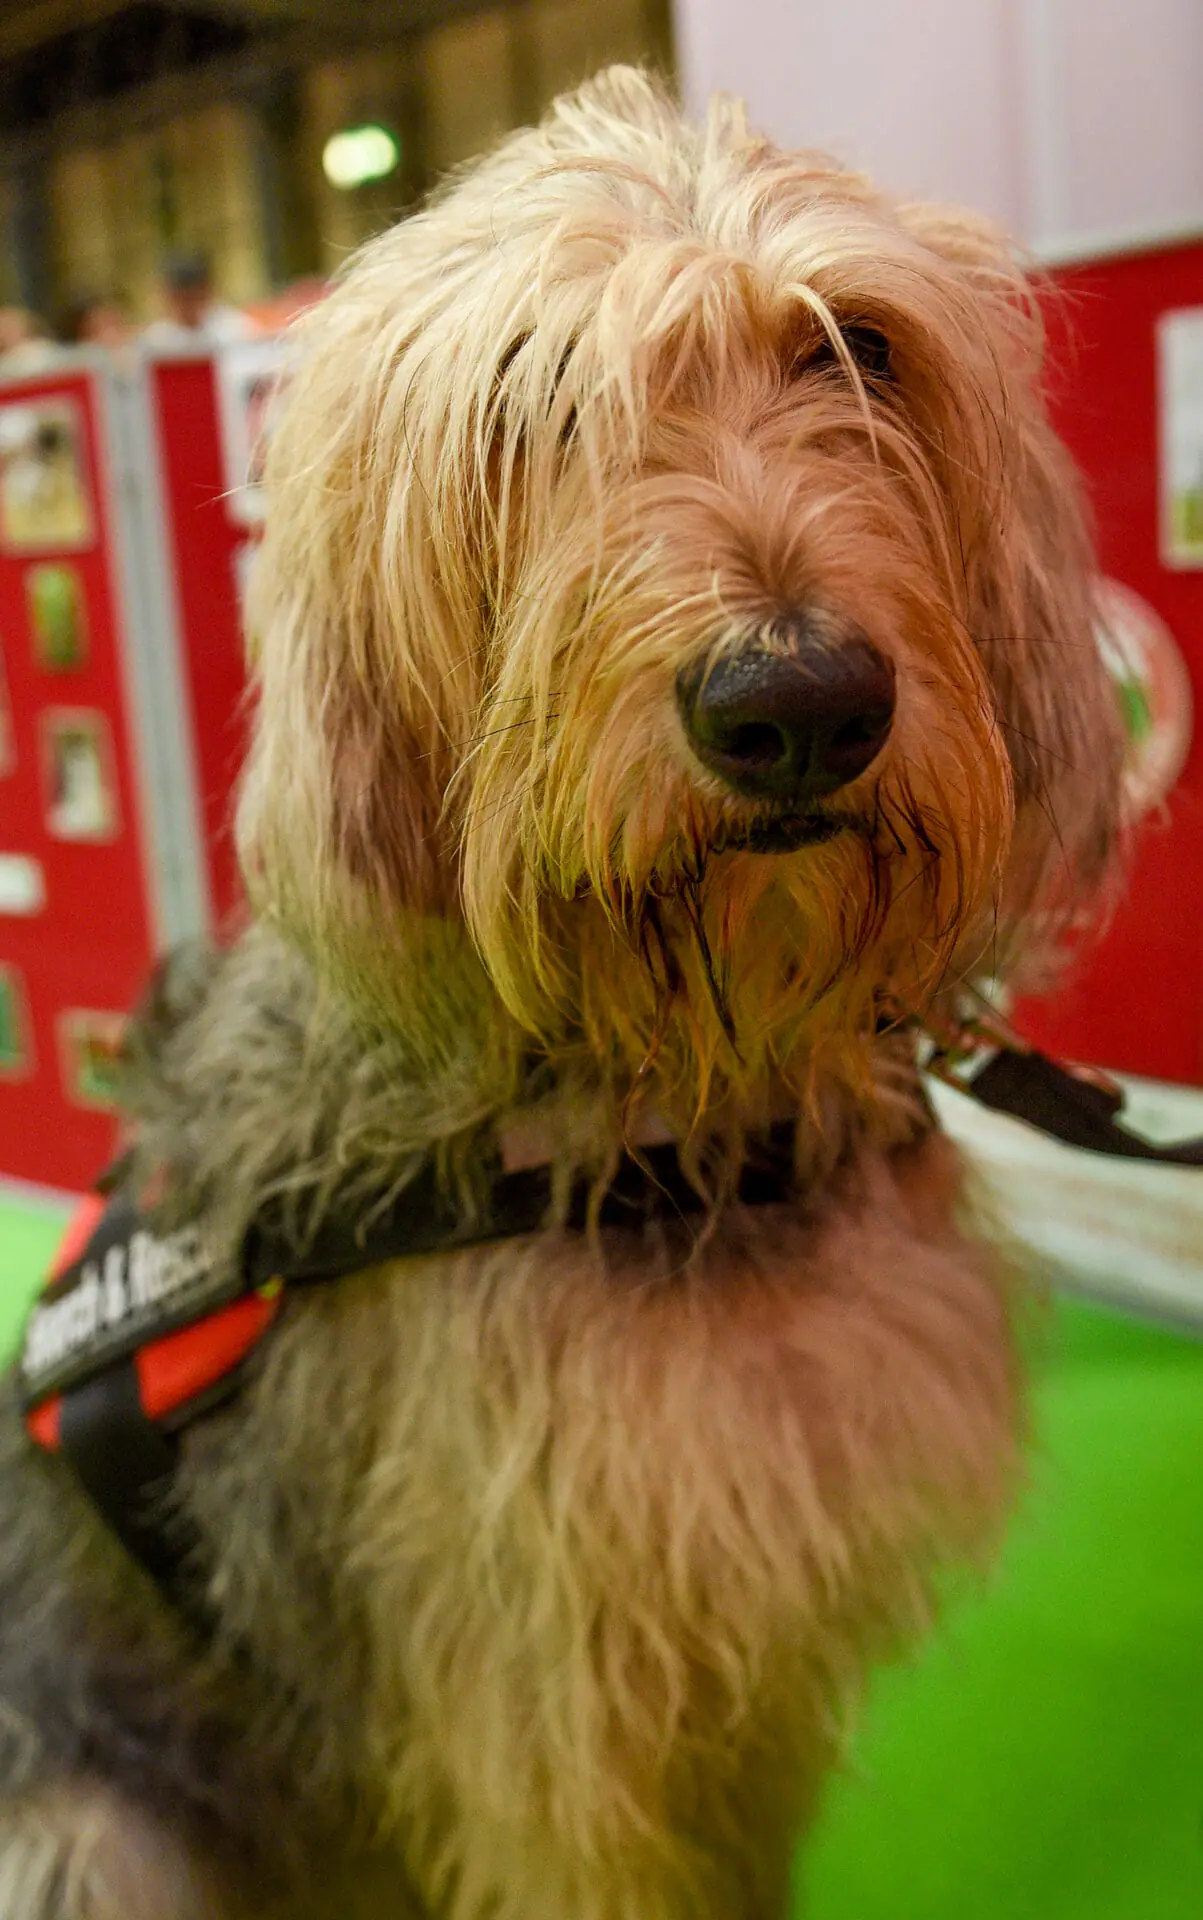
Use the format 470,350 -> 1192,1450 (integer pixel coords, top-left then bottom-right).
676,618 -> 895,803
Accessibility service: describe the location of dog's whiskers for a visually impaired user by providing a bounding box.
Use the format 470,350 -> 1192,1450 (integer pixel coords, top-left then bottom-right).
992,716 -> 1083,775
465,714 -> 560,749
678,873 -> 741,1061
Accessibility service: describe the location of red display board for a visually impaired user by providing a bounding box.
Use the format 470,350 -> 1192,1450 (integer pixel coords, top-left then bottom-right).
0,346 -> 265,1194
0,364 -> 160,1190
146,351 -> 259,931
1018,246 -> 1203,1085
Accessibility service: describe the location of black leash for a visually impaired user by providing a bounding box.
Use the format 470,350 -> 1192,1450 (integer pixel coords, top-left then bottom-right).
922,1011 -> 1203,1167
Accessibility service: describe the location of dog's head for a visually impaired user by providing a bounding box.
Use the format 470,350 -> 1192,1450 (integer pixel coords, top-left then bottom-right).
240,68 -> 1122,1125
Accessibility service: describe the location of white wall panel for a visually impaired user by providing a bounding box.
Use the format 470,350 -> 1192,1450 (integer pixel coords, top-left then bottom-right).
1043,0 -> 1203,258
674,0 -> 1203,260
675,0 -> 1021,226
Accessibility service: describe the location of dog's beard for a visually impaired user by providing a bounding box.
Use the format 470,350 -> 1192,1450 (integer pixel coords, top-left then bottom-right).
452,424 -> 1023,1126
458,710 -> 1013,1146
708,811 -> 849,856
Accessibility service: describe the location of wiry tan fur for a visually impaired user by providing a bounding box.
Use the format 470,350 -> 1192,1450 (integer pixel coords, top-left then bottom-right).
0,68 -> 1123,1920
240,66 -> 1119,1160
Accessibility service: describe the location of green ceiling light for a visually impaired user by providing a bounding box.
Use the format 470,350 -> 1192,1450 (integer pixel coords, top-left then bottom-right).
322,123 -> 401,190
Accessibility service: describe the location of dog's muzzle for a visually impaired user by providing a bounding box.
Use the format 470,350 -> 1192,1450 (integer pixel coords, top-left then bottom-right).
676,612 -> 895,807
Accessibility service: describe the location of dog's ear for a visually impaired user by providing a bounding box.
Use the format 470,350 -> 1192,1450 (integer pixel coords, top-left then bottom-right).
966,408 -> 1126,971
898,201 -> 1126,977
236,272 -> 487,967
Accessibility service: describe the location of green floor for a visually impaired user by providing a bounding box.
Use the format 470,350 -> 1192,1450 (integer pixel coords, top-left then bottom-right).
2,1198 -> 1200,1915
805,1302 -> 1203,1919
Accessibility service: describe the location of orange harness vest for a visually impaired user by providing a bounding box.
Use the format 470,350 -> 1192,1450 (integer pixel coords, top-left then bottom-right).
25,1190 -> 282,1457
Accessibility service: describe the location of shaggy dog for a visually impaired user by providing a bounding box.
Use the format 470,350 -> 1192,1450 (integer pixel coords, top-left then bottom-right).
0,68 -> 1121,1920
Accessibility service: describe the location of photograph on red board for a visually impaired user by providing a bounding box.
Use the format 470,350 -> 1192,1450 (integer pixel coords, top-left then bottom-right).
1094,577 -> 1194,821
0,647 -> 13,774
244,376 -> 275,490
232,538 -> 259,620
26,563 -> 88,672
57,1008 -> 125,1109
42,709 -> 119,841
1159,308 -> 1203,568
0,399 -> 93,552
0,853 -> 44,916
0,966 -> 32,1078
217,339 -> 290,526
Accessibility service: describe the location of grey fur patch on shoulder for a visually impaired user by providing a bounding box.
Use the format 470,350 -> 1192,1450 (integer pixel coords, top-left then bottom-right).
0,1783 -> 219,1920
119,930 -> 509,1286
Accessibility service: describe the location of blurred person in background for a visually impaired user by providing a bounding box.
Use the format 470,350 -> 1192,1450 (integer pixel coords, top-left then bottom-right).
0,307 -> 56,373
144,252 -> 257,345
58,293 -> 133,352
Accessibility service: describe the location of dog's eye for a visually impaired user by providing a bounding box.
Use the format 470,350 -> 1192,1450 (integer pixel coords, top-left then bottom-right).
805,325 -> 893,382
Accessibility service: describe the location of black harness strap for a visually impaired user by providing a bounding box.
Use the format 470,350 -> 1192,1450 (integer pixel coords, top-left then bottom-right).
242,1121 -> 801,1287
58,1362 -> 195,1591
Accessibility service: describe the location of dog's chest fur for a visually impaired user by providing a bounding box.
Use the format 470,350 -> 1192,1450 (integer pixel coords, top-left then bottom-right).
0,939 -> 1021,1920
175,1149 -> 1017,1918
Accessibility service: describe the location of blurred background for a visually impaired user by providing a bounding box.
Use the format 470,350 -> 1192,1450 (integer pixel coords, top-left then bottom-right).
0,4 -> 1200,1917
0,0 -> 673,326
